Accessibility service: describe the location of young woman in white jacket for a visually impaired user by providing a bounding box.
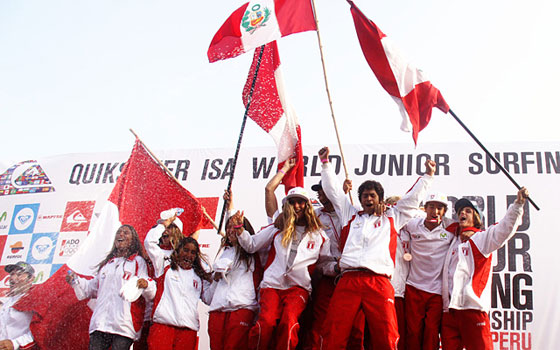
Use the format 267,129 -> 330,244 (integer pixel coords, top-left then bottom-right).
236,187 -> 331,350
441,187 -> 529,350
66,224 -> 154,350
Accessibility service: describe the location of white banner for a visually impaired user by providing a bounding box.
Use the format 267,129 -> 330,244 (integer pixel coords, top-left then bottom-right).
0,142 -> 558,349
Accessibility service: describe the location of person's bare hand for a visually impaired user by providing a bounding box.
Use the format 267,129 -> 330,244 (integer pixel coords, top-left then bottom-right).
516,187 -> 529,204
162,214 -> 177,228
373,203 -> 387,216
213,273 -> 223,282
137,278 -> 148,289
65,271 -> 77,285
343,179 -> 352,194
0,340 -> 14,350
282,157 -> 296,172
318,147 -> 330,162
424,159 -> 436,176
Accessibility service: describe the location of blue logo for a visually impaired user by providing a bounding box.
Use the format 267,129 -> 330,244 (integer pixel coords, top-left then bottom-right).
27,232 -> 59,264
9,204 -> 40,234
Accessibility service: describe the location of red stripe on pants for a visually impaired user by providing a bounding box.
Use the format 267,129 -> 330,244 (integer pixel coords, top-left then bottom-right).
441,309 -> 492,350
323,271 -> 399,350
404,284 -> 442,350
147,322 -> 198,350
248,286 -> 309,350
208,309 -> 255,350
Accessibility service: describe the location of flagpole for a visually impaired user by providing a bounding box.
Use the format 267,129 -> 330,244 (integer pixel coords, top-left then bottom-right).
310,0 -> 354,205
216,45 -> 267,234
447,109 -> 540,211
128,129 -> 224,232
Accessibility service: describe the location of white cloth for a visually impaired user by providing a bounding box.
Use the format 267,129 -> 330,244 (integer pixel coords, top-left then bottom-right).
391,234 -> 410,298
238,224 -> 330,293
207,246 -> 258,312
0,294 -> 34,350
315,208 -> 342,276
403,217 -> 455,295
442,202 -> 524,313
72,255 -> 155,340
321,162 -> 433,277
152,266 -> 211,331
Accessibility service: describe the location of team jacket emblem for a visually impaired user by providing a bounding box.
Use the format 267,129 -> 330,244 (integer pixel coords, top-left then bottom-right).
307,241 -> 315,250
241,4 -> 271,34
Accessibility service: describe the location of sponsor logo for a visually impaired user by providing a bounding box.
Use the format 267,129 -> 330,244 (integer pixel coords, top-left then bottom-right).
193,280 -> 199,289
27,233 -> 58,264
59,239 -> 80,257
53,232 -> 86,264
9,204 -> 40,234
0,161 -> 55,196
60,201 -> 95,232
2,235 -> 32,265
241,4 -> 271,34
0,212 -> 6,222
10,241 -> 24,253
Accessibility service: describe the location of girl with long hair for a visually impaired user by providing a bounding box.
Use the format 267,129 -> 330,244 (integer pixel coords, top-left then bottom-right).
236,187 -> 331,350
206,190 -> 259,350
146,232 -> 212,350
66,224 -> 154,350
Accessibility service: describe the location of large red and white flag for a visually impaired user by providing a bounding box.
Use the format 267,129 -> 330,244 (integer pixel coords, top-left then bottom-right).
208,0 -> 316,63
348,0 -> 449,144
14,139 -> 206,349
243,42 -> 304,192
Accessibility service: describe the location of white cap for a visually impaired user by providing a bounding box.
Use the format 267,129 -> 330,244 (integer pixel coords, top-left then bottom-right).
282,187 -> 310,205
424,193 -> 449,207
160,208 -> 183,232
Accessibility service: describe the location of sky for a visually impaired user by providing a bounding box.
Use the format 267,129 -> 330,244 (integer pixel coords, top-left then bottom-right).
1,0 -> 559,166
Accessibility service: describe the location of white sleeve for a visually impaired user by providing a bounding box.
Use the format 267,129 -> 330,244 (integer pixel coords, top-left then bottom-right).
316,233 -> 338,276
320,163 -> 357,224
471,202 -> 524,256
200,279 -> 214,305
144,224 -> 167,277
73,273 -> 99,301
392,175 -> 434,230
11,329 -> 34,350
134,257 -> 156,301
237,225 -> 277,254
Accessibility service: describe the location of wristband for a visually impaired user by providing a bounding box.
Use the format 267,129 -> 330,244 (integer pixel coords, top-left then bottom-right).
279,169 -> 285,175
233,225 -> 243,229
321,159 -> 329,163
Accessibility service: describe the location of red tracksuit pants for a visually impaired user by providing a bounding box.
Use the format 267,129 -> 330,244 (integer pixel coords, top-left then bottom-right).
405,284 -> 443,350
395,296 -> 406,350
323,271 -> 399,350
304,276 -> 365,350
208,309 -> 255,350
441,309 -> 492,350
147,322 -> 198,350
248,286 -> 309,350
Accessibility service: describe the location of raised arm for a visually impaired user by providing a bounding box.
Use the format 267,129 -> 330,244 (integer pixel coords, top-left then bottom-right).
237,225 -> 277,254
144,216 -> 175,277
265,158 -> 296,219
319,147 -> 356,222
472,187 -> 528,256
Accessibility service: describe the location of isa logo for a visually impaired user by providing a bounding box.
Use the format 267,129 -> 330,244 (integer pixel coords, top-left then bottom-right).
27,233 -> 59,264
60,201 -> 95,232
10,204 -> 40,234
0,161 -> 55,196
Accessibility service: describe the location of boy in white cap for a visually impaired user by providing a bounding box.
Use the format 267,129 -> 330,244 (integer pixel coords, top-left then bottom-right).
401,193 -> 454,350
0,261 -> 36,350
237,187 -> 331,350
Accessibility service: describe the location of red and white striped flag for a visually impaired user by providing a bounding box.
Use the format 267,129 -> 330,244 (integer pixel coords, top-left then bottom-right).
243,41 -> 304,192
348,0 -> 449,144
14,139 -> 205,349
208,0 -> 316,63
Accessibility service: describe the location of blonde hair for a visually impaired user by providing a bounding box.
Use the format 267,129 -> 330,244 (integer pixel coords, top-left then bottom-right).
279,200 -> 322,247
166,223 -> 184,250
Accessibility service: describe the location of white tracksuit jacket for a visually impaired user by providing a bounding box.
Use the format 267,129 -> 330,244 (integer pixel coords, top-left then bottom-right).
238,224 -> 331,293
321,162 -> 433,277
315,208 -> 342,277
207,246 -> 259,312
72,255 -> 155,340
442,201 -> 524,313
0,294 -> 34,350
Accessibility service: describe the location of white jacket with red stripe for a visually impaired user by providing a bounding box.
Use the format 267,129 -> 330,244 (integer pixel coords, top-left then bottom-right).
321,162 -> 433,277
72,255 -> 155,340
238,224 -> 330,293
442,201 -> 524,313
0,294 -> 34,350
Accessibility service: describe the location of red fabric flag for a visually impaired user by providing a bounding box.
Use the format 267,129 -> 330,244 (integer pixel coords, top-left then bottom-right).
348,0 -> 449,144
14,139 -> 206,349
243,42 -> 304,192
208,0 -> 316,62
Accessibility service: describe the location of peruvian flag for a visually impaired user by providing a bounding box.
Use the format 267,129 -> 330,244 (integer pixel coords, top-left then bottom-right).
208,0 -> 316,63
348,0 -> 449,144
14,139 -> 205,349
243,42 -> 304,192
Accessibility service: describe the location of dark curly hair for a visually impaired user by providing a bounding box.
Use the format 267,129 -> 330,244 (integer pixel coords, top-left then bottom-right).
169,237 -> 211,281
222,216 -> 256,272
97,224 -> 147,271
358,180 -> 384,203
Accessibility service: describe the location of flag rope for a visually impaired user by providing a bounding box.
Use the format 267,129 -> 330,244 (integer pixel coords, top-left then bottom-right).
128,128 -> 223,233
216,45 -> 267,235
448,109 -> 540,210
310,0 -> 354,204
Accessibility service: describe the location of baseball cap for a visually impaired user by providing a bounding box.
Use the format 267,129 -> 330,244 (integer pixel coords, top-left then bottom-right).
311,181 -> 322,192
454,198 -> 480,216
5,261 -> 35,276
282,187 -> 310,205
424,193 -> 448,207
